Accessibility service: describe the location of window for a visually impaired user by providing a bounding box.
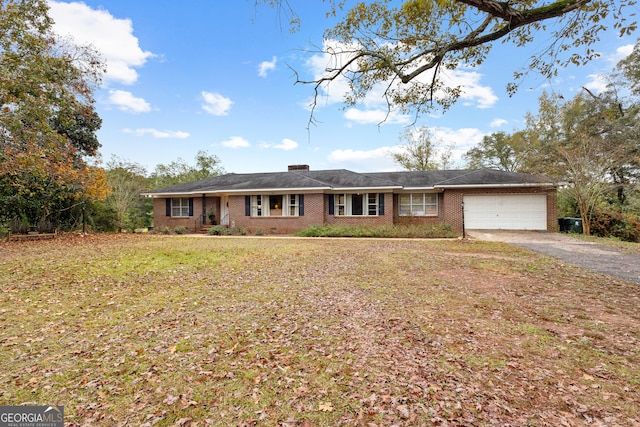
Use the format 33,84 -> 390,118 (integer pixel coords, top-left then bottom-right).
287,194 -> 299,216
335,194 -> 346,216
248,194 -> 302,217
333,193 -> 380,216
251,195 -> 263,217
399,193 -> 438,216
368,193 -> 378,215
171,198 -> 191,217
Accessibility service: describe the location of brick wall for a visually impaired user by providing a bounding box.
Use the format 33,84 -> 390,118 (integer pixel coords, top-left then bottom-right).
442,191 -> 465,232
226,193 -> 325,234
153,196 -> 219,231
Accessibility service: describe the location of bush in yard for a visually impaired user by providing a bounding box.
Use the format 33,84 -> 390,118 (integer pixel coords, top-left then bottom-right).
173,226 -> 189,235
296,223 -> 457,238
158,226 -> 172,235
208,226 -> 232,235
590,208 -> 640,242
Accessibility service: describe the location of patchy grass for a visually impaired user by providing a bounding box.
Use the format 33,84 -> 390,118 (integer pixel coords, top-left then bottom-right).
573,233 -> 640,254
1,234 -> 639,426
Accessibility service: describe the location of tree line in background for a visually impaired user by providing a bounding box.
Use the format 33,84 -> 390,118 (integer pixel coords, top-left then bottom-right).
93,151 -> 223,233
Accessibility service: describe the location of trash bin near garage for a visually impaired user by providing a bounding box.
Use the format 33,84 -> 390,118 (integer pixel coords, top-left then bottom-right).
558,218 -> 568,232
558,217 -> 583,234
568,218 -> 583,233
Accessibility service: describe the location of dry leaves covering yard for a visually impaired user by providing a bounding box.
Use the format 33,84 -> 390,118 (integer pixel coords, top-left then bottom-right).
0,234 -> 639,426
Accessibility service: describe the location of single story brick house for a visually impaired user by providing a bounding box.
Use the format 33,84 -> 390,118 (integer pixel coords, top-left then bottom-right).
142,165 -> 558,234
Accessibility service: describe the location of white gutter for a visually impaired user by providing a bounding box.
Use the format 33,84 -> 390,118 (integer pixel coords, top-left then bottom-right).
401,187 -> 441,191
434,183 -> 557,189
329,186 -> 402,192
142,186 -> 332,197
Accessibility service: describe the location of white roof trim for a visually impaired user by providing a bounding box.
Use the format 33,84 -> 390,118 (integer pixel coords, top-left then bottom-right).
400,187 -> 440,191
330,186 -> 402,192
435,183 -> 556,189
143,186 -> 332,197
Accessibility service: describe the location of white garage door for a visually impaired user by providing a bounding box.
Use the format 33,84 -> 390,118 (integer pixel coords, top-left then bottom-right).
463,194 -> 547,230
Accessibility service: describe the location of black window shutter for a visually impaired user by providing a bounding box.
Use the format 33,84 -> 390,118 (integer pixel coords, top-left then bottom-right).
328,195 -> 334,215
165,199 -> 171,216
245,196 -> 251,216
188,198 -> 194,216
378,193 -> 385,215
299,194 -> 304,216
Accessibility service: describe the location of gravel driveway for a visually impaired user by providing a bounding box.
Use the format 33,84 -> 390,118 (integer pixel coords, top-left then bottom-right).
467,230 -> 640,284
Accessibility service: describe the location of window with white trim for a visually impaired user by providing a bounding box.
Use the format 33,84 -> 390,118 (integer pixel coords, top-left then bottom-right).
251,195 -> 264,217
334,193 -> 380,216
287,194 -> 299,216
171,198 -> 190,217
250,194 -> 301,217
399,193 -> 438,216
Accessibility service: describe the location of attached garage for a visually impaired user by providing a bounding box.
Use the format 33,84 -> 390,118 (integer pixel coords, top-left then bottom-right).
463,194 -> 548,230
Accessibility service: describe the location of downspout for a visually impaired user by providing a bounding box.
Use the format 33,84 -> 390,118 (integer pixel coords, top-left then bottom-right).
461,200 -> 466,239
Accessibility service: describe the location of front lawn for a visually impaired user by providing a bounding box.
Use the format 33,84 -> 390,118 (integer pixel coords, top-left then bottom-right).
1,235 -> 638,426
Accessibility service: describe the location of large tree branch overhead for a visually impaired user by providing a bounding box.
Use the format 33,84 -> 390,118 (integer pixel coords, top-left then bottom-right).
456,0 -> 590,22
291,0 -> 636,121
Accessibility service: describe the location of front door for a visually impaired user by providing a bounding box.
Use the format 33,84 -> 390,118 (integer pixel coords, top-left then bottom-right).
220,195 -> 229,226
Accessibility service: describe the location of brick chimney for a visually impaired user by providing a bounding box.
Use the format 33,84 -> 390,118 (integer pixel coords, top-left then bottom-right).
288,164 -> 310,171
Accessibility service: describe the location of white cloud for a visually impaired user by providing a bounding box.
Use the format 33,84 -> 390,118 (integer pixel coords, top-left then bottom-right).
220,136 -> 250,148
343,108 -> 410,125
490,118 -> 508,128
432,127 -> 486,166
584,74 -> 610,94
326,126 -> 486,171
274,138 -> 298,150
304,39 -> 498,115
108,90 -> 151,113
610,44 -> 634,63
444,69 -> 498,109
258,56 -> 277,77
123,128 -> 189,139
202,91 -> 233,116
48,0 -> 154,85
327,146 -> 398,172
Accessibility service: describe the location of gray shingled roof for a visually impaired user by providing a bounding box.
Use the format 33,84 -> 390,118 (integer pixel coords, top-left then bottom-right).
144,168 -> 555,196
366,169 -> 555,188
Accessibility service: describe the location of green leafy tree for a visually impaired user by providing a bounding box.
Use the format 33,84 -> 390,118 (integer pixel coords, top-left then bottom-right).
149,150 -> 224,189
0,0 -> 107,231
104,156 -> 149,232
464,131 -> 528,172
524,89 -> 640,235
268,0 -> 637,120
617,39 -> 640,97
392,126 -> 453,170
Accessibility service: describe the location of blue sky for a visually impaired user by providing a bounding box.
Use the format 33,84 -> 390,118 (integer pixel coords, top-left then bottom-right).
48,1 -> 638,174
